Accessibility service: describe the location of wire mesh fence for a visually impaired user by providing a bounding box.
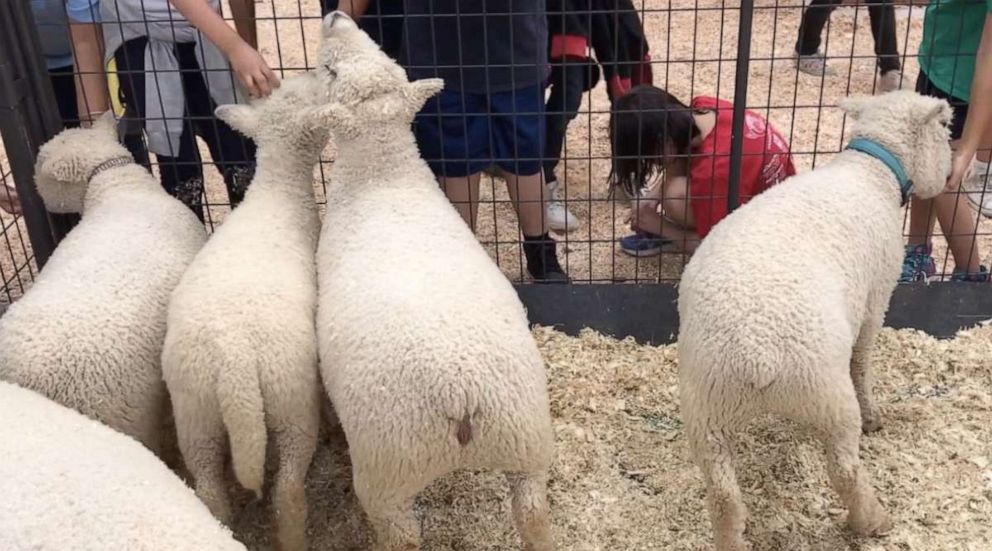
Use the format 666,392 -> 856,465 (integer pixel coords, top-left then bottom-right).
1,0 -> 990,297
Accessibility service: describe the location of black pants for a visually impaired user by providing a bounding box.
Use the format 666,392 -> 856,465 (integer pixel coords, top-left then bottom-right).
319,0 -> 404,60
113,37 -> 257,221
543,63 -> 587,185
795,0 -> 901,74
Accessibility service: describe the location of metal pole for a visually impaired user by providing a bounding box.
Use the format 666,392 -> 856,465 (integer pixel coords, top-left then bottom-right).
0,0 -> 79,269
726,0 -> 755,213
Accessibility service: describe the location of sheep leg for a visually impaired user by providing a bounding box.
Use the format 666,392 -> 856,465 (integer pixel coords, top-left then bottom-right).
688,424 -> 749,551
172,391 -> 233,523
506,471 -> 554,551
353,470 -> 421,551
271,408 -> 319,551
780,378 -> 892,537
851,314 -> 883,434
819,399 -> 892,537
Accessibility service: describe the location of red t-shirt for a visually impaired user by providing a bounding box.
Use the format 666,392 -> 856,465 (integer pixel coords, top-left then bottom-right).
687,96 -> 796,238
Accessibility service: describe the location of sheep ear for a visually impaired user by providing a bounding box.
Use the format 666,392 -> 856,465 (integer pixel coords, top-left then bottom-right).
922,98 -> 953,124
92,111 -> 117,138
838,96 -> 869,120
315,103 -> 359,137
215,105 -> 259,138
403,78 -> 444,111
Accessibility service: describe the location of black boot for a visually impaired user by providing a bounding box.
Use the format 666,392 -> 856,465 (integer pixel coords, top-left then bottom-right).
523,234 -> 570,283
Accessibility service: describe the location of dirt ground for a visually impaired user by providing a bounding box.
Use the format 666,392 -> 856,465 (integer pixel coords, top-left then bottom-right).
221,325 -> 992,550
2,0 -> 991,294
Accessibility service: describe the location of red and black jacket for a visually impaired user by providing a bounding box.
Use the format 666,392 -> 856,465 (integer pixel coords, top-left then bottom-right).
546,0 -> 653,101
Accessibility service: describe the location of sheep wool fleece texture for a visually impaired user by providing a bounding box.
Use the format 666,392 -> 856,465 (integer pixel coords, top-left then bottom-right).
0,114 -> 206,453
314,13 -> 554,550
161,72 -> 329,551
676,90 -> 953,551
0,382 -> 247,551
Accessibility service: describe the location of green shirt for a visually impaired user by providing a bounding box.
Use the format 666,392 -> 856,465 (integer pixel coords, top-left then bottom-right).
919,0 -> 992,101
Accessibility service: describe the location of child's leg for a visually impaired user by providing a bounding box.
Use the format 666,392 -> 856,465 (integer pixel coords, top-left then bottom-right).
795,0 -> 843,56
440,175 -> 482,231
493,85 -> 551,237
176,43 -> 257,209
865,0 -> 901,75
412,88 -> 491,231
492,85 -> 568,281
907,72 -> 982,277
543,62 -> 586,185
114,38 -> 205,220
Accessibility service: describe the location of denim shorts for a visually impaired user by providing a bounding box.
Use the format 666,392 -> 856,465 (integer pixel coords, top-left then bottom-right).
413,84 -> 545,178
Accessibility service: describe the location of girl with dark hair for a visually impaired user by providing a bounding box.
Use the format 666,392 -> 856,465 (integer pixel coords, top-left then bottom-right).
610,85 -> 796,255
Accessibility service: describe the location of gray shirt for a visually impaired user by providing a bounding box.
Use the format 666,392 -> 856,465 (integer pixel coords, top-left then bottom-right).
400,1 -> 548,94
100,0 -> 246,156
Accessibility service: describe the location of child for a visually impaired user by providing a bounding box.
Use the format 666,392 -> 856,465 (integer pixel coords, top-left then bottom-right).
101,0 -> 279,221
610,85 -> 796,256
794,0 -> 903,92
396,1 -> 569,282
902,0 -> 991,282
544,0 -> 652,233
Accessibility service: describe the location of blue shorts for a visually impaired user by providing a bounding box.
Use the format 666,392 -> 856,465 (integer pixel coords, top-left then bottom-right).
413,84 -> 545,178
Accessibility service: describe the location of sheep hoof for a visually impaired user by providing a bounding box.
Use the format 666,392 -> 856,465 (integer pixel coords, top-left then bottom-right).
861,417 -> 883,434
848,509 -> 893,537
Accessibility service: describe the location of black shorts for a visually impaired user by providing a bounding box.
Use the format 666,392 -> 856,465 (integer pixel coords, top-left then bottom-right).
915,70 -> 968,140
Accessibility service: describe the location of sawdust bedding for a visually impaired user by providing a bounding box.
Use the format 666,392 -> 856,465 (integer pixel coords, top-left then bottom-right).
228,325 -> 992,551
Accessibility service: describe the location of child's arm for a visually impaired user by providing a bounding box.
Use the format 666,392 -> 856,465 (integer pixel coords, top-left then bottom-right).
948,13 -> 992,189
66,0 -> 109,126
169,0 -> 279,98
229,0 -> 257,50
337,0 -> 371,18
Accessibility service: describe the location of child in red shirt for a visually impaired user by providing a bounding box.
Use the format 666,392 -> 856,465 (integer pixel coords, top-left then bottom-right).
610,85 -> 796,255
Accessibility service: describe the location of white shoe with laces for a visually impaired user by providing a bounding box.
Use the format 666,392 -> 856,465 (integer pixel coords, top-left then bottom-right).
546,179 -> 579,233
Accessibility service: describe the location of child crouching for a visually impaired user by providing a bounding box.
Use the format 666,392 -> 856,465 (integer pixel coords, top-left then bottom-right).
610,85 -> 796,255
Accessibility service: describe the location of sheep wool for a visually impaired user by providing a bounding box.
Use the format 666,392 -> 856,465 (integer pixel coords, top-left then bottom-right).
676,90 -> 953,551
0,113 -> 206,453
0,381 -> 246,551
160,72 -> 330,551
314,12 -> 555,551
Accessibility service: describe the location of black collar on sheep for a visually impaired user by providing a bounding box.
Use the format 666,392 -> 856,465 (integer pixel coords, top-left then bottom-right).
845,138 -> 912,206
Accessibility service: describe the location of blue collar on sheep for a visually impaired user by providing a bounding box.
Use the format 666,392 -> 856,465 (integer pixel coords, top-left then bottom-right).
845,138 -> 912,206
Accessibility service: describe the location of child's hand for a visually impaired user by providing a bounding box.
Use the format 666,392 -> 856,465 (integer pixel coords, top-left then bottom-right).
945,147 -> 976,192
0,183 -> 22,216
229,43 -> 280,99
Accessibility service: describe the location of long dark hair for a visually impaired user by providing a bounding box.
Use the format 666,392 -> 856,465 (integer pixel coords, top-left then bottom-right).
608,85 -> 700,198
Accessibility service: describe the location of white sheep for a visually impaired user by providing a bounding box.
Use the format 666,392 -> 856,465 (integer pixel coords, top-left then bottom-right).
313,12 -> 555,550
160,72 -> 330,551
0,113 -> 206,453
677,90 -> 953,550
0,381 -> 247,551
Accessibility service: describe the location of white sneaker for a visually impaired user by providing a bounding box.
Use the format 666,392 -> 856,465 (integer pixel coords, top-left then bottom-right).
877,70 -> 904,93
963,163 -> 992,218
546,179 -> 580,232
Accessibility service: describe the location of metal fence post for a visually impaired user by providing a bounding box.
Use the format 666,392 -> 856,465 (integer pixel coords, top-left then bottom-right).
726,0 -> 755,213
0,0 -> 78,269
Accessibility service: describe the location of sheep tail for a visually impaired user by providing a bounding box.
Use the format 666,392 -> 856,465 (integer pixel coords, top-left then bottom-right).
456,412 -> 473,447
217,362 -> 267,498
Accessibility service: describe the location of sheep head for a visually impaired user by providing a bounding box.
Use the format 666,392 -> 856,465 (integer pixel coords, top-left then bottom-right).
33,112 -> 132,213
839,90 -> 953,200
215,71 -> 332,157
316,11 -> 443,140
